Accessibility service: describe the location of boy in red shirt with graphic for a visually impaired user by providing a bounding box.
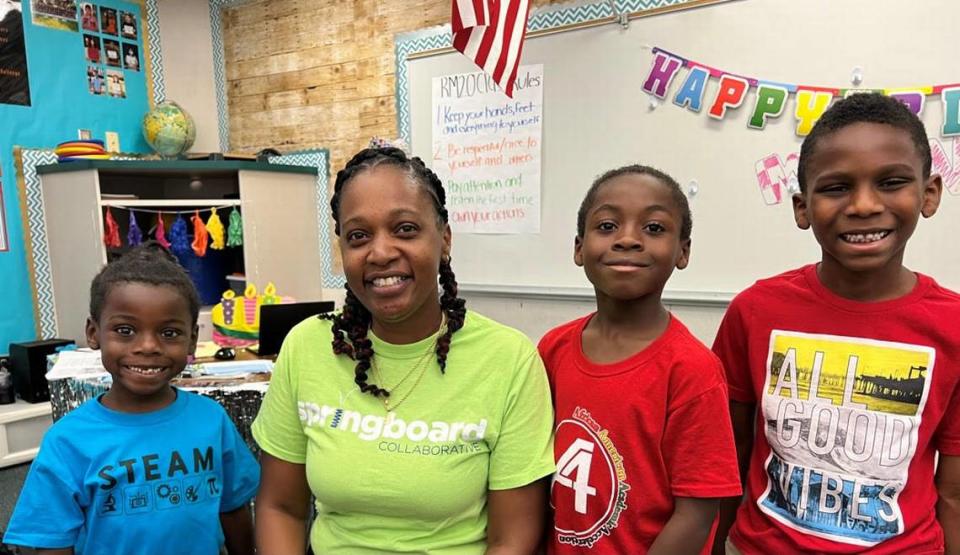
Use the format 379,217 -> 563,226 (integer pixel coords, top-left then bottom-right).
539,165 -> 742,553
712,93 -> 960,554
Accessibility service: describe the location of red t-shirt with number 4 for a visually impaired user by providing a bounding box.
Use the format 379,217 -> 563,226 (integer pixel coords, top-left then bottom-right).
539,314 -> 742,554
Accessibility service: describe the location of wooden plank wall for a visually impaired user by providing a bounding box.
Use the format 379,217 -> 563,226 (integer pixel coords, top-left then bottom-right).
222,0 -> 562,176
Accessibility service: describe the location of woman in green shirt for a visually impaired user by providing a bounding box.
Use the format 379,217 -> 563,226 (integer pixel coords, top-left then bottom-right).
252,147 -> 555,554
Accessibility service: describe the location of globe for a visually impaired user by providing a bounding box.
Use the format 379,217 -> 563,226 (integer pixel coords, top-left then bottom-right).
142,101 -> 196,158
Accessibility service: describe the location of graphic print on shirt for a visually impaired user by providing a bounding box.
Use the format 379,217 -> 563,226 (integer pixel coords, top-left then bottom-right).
298,399 -> 488,457
759,330 -> 934,546
551,406 -> 630,548
93,446 -> 221,516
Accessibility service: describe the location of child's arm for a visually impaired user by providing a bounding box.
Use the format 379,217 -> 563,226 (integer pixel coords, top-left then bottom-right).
648,497 -> 720,555
36,549 -> 73,555
712,399 -> 755,555
937,454 -> 960,555
220,504 -> 254,555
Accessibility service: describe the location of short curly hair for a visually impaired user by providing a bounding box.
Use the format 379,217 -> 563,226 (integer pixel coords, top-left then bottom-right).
577,165 -> 692,241
89,242 -> 200,325
798,93 -> 931,193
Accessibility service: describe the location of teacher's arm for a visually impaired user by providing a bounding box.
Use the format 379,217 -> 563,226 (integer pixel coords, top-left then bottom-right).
255,453 -> 312,555
486,478 -> 550,555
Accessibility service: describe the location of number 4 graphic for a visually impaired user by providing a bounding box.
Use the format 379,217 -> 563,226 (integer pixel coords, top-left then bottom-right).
554,439 -> 597,514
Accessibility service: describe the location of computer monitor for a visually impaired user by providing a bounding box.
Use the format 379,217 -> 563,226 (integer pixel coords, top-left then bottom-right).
255,301 -> 335,357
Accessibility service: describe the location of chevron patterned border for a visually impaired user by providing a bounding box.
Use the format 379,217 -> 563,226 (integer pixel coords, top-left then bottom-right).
21,151 -> 140,338
395,0 -> 706,142
145,0 -> 165,105
267,149 -> 343,289
209,0 -> 249,153
21,149 -> 61,338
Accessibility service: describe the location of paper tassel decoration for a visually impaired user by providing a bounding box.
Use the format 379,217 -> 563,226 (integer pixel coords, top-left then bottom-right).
227,207 -> 243,247
206,208 -> 225,250
169,215 -> 191,256
103,208 -> 121,248
127,211 -> 142,246
155,213 -> 171,248
191,210 -> 209,257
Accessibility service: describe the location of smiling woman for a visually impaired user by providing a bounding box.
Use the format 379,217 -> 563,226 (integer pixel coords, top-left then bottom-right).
251,147 -> 556,555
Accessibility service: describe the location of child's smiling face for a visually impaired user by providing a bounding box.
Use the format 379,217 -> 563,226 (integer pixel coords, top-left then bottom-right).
794,122 -> 942,279
576,174 -> 690,302
86,282 -> 197,413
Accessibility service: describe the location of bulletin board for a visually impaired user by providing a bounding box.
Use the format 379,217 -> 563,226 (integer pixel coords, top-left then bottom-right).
399,0 -> 960,298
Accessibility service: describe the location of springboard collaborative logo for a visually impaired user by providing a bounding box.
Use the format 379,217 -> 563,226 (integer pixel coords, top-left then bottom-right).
298,402 -> 487,456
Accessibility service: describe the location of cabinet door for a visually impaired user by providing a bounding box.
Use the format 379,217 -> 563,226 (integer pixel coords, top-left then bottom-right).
41,170 -> 106,343
239,170 -> 324,301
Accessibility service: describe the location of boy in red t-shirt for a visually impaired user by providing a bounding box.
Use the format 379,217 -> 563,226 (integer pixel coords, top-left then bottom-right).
712,93 -> 960,554
539,165 -> 742,554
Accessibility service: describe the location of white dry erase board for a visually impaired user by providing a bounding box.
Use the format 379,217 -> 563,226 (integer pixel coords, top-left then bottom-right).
401,0 -> 960,299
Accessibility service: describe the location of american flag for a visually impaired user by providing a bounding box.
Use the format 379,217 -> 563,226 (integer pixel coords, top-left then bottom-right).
451,0 -> 532,98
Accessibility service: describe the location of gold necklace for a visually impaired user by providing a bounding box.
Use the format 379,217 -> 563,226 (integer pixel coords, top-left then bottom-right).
370,314 -> 446,411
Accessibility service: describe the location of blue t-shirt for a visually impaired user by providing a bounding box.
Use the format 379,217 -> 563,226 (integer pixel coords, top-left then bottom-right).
3,389 -> 260,554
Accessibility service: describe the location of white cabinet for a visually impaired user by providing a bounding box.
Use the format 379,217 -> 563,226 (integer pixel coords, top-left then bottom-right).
37,160 -> 327,344
0,400 -> 51,468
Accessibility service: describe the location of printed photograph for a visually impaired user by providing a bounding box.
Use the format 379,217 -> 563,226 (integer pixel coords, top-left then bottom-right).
83,34 -> 101,64
103,38 -> 120,67
106,68 -> 125,98
766,333 -> 931,417
122,42 -> 139,71
0,0 -> 31,106
99,5 -> 117,35
120,9 -> 136,40
87,65 -> 103,95
31,0 -> 78,32
80,2 -> 97,31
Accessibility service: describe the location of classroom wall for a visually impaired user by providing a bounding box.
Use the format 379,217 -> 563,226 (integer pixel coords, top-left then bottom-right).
220,0 -> 563,175
0,0 -> 151,352
156,0 -> 219,153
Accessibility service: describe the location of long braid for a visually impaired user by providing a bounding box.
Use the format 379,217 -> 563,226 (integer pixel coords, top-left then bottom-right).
436,258 -> 466,373
327,146 -> 467,397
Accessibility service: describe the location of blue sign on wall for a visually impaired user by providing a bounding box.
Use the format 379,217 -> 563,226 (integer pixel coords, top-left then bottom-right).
0,0 -> 151,352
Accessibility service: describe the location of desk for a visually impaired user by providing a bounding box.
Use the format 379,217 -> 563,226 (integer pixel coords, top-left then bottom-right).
48,354 -> 271,454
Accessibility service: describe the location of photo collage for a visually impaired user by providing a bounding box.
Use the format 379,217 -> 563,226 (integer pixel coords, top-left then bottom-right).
81,3 -> 139,99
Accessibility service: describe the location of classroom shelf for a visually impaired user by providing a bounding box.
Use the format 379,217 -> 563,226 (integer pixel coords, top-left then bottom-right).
100,199 -> 242,207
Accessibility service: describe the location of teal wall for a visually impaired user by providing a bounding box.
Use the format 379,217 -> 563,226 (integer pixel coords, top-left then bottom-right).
0,0 -> 150,351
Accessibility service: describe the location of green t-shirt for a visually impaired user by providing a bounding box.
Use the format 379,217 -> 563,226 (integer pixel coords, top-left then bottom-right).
252,310 -> 555,554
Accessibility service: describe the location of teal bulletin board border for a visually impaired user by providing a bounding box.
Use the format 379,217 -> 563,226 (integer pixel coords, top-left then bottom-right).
267,149 -> 343,289
208,0 -> 248,153
145,0 -> 165,105
393,0 -> 731,144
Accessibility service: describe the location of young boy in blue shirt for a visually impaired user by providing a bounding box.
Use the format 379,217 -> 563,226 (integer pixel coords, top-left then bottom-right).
4,244 -> 260,554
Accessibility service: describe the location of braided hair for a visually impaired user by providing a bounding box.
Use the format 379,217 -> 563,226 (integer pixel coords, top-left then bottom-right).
323,147 -> 467,398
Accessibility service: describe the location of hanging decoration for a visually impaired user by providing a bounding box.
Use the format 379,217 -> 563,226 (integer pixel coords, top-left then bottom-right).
206,208 -> 225,250
642,46 -> 960,137
102,208 -> 121,248
89,203 -> 243,252
155,213 -> 171,248
168,215 -> 191,256
127,211 -> 142,246
191,210 -> 209,257
227,207 -> 243,247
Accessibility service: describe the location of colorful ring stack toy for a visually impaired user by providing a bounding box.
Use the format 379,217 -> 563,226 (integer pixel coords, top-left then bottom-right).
55,140 -> 110,162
